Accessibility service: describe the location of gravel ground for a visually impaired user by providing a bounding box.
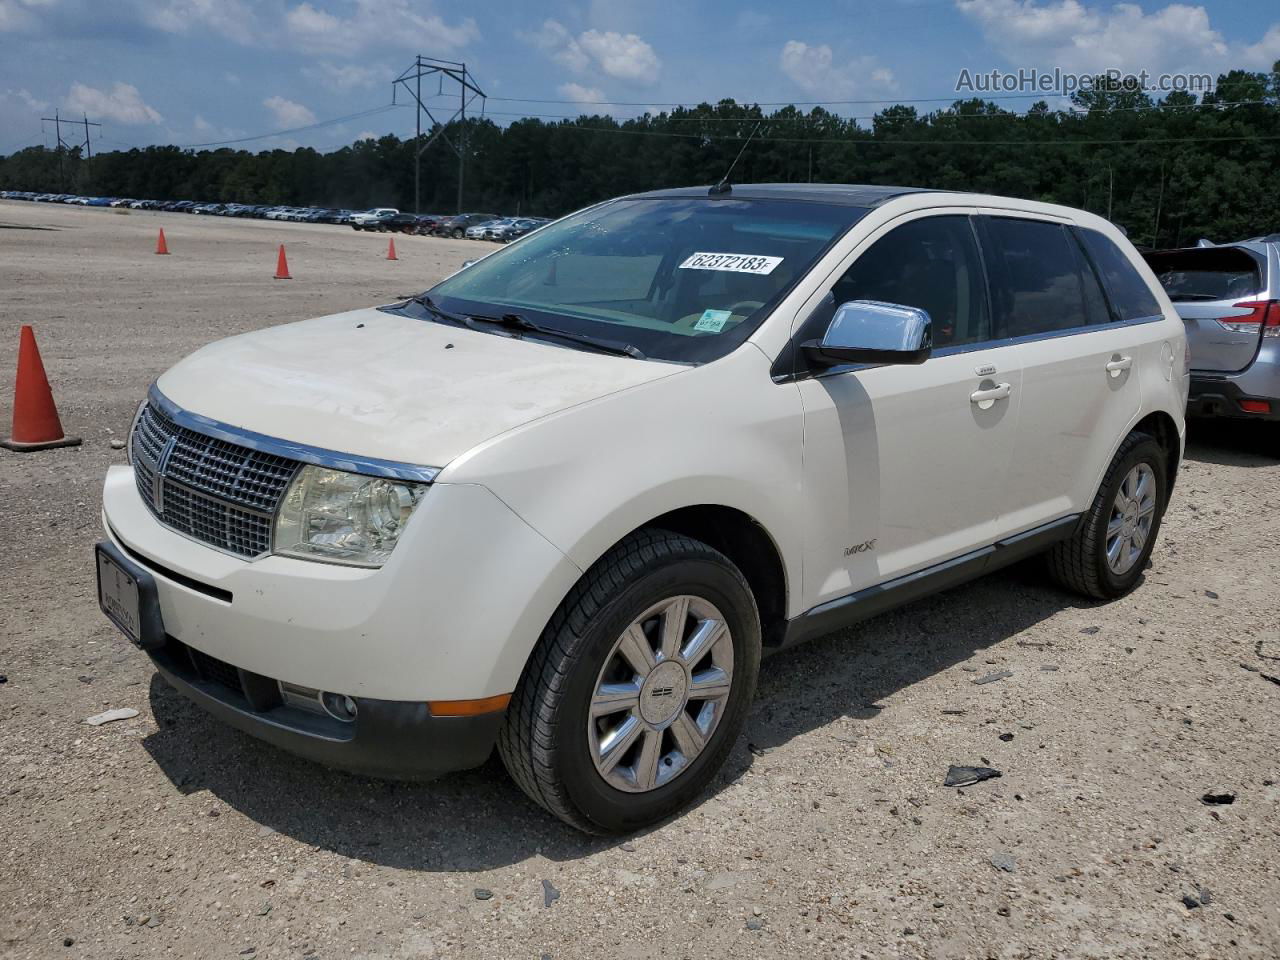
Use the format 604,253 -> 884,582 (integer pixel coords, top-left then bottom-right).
2,199 -> 1279,960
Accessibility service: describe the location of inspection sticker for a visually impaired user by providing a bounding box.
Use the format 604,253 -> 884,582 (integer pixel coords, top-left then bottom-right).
693,309 -> 733,333
678,252 -> 783,275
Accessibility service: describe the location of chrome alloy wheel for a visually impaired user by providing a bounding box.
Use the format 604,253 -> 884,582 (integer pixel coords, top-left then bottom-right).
588,595 -> 734,793
1106,463 -> 1157,575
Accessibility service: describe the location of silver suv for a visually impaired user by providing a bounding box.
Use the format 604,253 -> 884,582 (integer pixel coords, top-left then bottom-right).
1144,242 -> 1280,430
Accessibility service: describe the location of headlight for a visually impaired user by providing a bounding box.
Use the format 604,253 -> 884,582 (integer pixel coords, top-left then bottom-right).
273,465 -> 426,567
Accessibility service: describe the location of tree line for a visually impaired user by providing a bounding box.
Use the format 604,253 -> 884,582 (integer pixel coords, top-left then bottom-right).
2,65 -> 1277,248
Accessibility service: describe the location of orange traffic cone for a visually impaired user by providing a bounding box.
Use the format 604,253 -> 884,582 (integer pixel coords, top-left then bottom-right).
155,228 -> 169,255
274,244 -> 291,280
2,326 -> 82,451
386,237 -> 398,261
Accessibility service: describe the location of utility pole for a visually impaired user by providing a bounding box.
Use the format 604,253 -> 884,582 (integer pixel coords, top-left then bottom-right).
41,111 -> 100,191
1151,161 -> 1166,247
458,63 -> 467,216
392,56 -> 486,215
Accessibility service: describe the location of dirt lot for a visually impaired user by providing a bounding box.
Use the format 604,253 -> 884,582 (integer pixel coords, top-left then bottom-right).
2,199 -> 1279,960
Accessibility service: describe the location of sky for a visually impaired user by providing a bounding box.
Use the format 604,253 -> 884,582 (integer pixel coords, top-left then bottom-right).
1,0 -> 1278,156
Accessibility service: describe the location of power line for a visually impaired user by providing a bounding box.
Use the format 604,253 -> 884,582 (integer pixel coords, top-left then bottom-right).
178,104 -> 405,149
483,97 -> 1276,125
532,123 -> 1280,147
485,89 -> 1238,108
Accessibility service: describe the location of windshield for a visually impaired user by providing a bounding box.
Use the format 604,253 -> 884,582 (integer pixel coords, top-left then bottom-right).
417,197 -> 866,363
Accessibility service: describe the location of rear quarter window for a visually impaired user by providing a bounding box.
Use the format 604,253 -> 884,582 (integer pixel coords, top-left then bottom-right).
1142,246 -> 1264,303
1079,228 -> 1164,319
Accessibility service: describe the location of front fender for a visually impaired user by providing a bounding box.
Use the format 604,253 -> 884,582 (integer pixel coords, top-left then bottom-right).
446,345 -> 806,616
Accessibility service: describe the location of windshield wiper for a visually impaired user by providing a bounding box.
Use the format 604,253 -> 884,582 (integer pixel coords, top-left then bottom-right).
468,312 -> 647,360
1168,293 -> 1223,302
410,297 -> 645,359
410,294 -> 482,329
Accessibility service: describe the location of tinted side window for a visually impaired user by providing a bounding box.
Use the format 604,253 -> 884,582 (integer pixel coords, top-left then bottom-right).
1080,228 -> 1163,319
980,217 -> 1106,337
1070,234 -> 1112,327
827,215 -> 990,347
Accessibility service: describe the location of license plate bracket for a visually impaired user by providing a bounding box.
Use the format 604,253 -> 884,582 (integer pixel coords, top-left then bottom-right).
95,541 -> 166,650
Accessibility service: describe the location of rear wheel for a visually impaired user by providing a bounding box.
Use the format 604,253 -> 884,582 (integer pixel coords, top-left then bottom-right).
452,228 -> 464,239
499,529 -> 760,834
1048,431 -> 1167,599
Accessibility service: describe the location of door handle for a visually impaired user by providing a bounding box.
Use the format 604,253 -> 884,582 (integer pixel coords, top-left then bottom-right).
970,382 -> 1011,410
1105,356 -> 1133,378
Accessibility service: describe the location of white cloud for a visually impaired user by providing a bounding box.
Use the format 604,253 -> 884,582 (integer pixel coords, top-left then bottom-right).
285,0 -> 478,55
2,87 -> 49,112
779,41 -> 898,98
0,0 -> 54,32
527,19 -> 590,72
65,81 -> 163,125
1241,24 -> 1280,70
954,0 -> 1231,77
558,82 -> 605,104
143,0 -> 257,45
526,19 -> 661,85
306,62 -> 382,91
354,130 -> 378,141
263,95 -> 316,129
578,30 -> 661,83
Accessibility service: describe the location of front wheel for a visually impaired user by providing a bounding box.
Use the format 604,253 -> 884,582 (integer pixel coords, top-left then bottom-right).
499,529 -> 761,834
452,228 -> 463,239
1048,431 -> 1168,599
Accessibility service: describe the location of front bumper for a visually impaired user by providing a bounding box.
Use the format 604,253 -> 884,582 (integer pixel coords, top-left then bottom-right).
149,629 -> 503,779
100,464 -> 582,704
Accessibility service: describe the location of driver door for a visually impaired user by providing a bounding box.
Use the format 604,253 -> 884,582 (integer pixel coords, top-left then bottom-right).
795,213 -> 1022,608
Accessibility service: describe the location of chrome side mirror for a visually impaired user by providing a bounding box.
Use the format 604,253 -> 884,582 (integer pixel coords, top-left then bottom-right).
803,300 -> 932,367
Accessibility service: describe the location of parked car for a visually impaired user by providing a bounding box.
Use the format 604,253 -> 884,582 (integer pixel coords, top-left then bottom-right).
353,211 -> 417,233
96,183 -> 1187,833
351,207 -> 399,230
463,217 -> 508,240
490,217 -> 549,243
412,214 -> 446,235
435,212 -> 498,239
1143,242 -> 1279,430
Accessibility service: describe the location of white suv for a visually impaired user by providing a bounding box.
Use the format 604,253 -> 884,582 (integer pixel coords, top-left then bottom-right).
349,207 -> 398,229
96,184 -> 1188,833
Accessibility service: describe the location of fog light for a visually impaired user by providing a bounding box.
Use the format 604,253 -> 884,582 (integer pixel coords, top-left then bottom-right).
322,691 -> 358,722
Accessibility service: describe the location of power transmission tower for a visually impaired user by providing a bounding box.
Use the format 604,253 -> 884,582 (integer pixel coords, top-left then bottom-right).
393,56 -> 486,215
40,111 -> 100,191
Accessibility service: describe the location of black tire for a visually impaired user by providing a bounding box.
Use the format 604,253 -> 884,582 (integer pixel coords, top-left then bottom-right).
452,228 -> 463,239
498,529 -> 761,834
1048,431 -> 1168,599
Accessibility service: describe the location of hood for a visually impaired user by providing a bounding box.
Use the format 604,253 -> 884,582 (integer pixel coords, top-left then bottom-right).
157,307 -> 681,469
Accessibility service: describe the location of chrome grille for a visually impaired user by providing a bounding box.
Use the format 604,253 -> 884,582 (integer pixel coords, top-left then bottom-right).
131,402 -> 300,557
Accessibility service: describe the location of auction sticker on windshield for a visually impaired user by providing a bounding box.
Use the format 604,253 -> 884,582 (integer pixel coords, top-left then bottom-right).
678,252 -> 783,275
